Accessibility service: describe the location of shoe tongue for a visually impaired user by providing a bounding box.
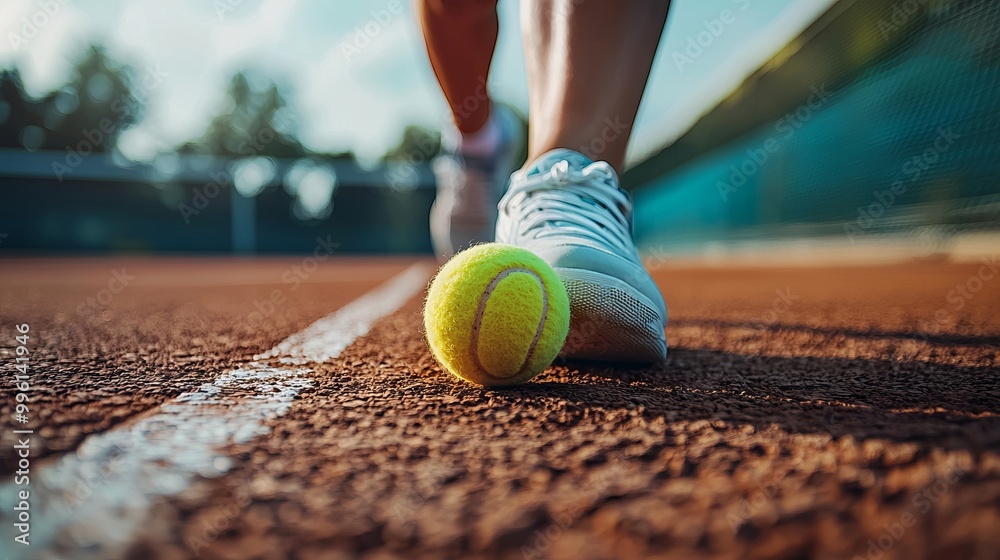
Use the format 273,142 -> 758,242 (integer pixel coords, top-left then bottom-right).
525,149 -> 593,177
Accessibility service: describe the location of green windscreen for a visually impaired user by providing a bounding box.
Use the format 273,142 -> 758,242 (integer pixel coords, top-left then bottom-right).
630,0 -> 1000,250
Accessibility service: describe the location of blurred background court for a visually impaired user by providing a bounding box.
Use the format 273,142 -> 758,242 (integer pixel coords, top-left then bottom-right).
3,3 -> 1000,558
1,0 -> 997,259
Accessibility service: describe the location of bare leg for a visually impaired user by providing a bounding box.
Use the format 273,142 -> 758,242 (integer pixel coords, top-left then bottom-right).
521,0 -> 671,172
417,0 -> 499,134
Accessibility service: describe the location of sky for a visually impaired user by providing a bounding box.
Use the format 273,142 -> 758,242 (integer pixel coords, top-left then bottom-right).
0,0 -> 838,165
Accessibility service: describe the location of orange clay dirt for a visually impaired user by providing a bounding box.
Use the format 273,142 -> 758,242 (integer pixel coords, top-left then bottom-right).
1,257 -> 998,559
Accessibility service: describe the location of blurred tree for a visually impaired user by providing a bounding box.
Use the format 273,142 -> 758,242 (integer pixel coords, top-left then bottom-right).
384,125 -> 440,163
383,103 -> 527,165
0,45 -> 138,153
0,69 -> 31,148
181,71 -> 305,159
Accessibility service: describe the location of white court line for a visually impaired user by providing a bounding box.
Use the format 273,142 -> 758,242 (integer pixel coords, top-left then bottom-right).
0,263 -> 431,560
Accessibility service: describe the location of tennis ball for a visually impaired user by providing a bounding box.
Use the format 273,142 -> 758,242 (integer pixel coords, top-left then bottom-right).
424,243 -> 570,386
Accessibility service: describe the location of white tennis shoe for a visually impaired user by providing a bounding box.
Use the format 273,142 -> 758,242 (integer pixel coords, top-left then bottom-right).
430,105 -> 522,260
496,149 -> 667,362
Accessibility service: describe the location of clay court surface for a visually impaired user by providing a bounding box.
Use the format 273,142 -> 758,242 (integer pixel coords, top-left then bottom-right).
1,256 -> 999,560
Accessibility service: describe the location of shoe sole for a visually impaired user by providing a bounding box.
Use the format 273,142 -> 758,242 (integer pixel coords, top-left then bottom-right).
555,267 -> 667,362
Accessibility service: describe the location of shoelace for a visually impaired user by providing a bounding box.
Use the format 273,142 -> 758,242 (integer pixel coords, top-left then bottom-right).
499,160 -> 635,256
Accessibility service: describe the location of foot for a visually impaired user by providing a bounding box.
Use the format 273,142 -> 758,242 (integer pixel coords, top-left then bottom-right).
429,104 -> 523,260
496,149 -> 667,362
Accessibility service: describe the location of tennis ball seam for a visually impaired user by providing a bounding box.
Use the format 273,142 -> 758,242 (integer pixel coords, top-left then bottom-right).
470,267 -> 549,380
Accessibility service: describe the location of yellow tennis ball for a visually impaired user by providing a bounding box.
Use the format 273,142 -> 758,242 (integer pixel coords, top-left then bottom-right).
424,243 -> 570,386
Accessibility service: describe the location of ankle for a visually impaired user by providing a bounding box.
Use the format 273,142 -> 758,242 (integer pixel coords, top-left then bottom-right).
527,132 -> 627,173
445,108 -> 502,157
